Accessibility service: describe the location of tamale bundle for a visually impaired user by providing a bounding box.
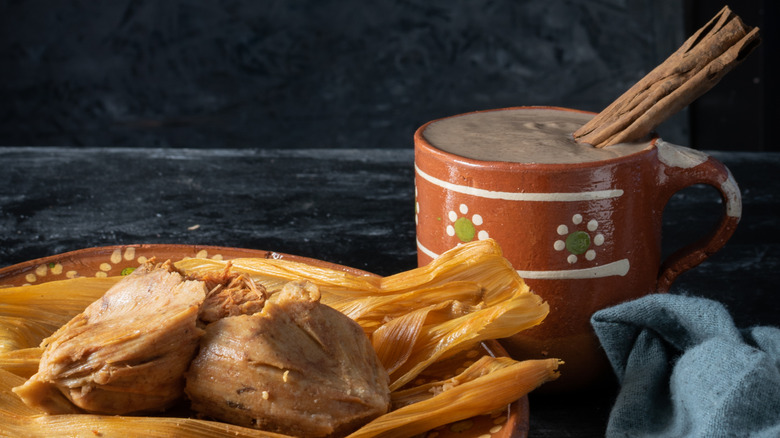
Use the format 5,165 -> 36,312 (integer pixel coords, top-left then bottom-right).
0,239 -> 561,437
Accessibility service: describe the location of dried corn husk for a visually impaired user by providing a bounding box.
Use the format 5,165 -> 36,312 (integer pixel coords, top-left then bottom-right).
176,257 -> 381,298
379,239 -> 520,305
0,317 -> 54,354
374,284 -> 547,391
0,277 -> 121,354
340,281 -> 485,334
175,239 -> 520,307
347,357 -> 562,438
0,347 -> 42,379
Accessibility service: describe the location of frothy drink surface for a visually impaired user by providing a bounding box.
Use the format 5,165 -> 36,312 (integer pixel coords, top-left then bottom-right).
422,108 -> 651,164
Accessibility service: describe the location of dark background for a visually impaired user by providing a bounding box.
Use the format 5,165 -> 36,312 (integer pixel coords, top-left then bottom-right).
0,0 -> 773,151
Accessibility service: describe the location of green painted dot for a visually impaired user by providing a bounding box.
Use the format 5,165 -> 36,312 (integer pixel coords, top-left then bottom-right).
454,217 -> 476,242
566,231 -> 591,255
121,267 -> 136,276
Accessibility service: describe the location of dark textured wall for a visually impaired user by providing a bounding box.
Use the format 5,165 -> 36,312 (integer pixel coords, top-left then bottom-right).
0,0 -> 769,150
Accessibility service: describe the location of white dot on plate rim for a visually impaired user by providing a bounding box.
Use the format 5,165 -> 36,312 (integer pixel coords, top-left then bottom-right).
110,249 -> 122,264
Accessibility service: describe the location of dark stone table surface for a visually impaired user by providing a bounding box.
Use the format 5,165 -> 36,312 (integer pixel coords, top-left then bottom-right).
1,146 -> 778,436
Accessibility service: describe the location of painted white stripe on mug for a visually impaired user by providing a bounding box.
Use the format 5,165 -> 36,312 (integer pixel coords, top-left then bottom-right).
417,238 -> 440,260
415,165 -> 624,202
516,259 -> 630,279
416,239 -> 630,279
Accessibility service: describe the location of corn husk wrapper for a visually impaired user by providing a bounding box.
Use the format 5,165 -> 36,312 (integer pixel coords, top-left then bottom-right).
375,284 -> 548,391
1,239 -> 559,438
349,356 -> 561,438
0,347 -> 43,379
175,256 -> 382,300
0,277 -> 121,354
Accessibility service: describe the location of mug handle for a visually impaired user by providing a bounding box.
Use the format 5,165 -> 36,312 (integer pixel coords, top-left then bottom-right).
654,140 -> 742,293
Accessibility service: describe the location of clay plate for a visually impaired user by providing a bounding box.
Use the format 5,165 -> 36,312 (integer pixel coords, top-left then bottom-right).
0,244 -> 529,438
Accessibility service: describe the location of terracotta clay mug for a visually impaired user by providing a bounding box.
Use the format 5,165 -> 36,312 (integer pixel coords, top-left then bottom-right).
414,106 -> 741,391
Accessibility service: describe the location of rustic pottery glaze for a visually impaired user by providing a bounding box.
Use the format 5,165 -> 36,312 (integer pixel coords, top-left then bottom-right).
414,106 -> 742,391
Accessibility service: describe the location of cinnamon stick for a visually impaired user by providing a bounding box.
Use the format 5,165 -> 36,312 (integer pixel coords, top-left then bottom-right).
573,6 -> 760,148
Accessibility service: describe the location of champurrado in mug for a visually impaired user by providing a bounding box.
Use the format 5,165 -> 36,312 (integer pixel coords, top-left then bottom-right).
414,106 -> 741,390
422,107 -> 647,164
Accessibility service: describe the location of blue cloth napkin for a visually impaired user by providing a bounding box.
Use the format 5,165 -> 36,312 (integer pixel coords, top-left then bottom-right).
591,294 -> 780,438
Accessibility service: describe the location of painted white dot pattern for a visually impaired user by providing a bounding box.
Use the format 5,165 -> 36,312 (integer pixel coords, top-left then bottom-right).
553,213 -> 609,265
13,247 -> 229,285
446,204 -> 489,242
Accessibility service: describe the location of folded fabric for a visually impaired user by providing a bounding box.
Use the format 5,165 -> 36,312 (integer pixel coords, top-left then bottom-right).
591,294 -> 780,438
